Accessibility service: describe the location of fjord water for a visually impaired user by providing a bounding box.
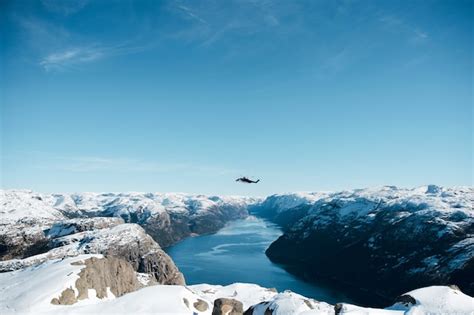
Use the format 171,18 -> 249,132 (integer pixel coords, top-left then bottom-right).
166,216 -> 353,305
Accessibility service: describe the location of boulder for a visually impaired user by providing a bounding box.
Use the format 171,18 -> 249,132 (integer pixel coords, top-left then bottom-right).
393,294 -> 417,307
194,299 -> 209,311
212,298 -> 244,315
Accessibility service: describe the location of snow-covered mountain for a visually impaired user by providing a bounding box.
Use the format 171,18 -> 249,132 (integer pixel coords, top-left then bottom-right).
1,190 -> 258,248
257,185 -> 473,305
0,254 -> 472,314
0,190 -> 256,220
1,185 -> 473,314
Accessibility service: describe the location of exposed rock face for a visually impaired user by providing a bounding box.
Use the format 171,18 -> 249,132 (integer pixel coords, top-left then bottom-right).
0,223 -> 185,285
50,288 -> 77,305
141,208 -> 248,248
0,218 -> 51,260
142,212 -> 189,248
75,256 -> 140,299
263,186 -> 474,306
51,256 -> 140,305
250,192 -> 328,229
212,298 -> 244,315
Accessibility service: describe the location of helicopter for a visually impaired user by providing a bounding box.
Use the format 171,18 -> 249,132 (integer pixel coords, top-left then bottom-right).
235,176 -> 260,184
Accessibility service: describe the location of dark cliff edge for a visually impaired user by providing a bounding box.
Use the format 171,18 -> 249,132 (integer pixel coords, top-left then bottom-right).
143,204 -> 249,248
253,188 -> 474,307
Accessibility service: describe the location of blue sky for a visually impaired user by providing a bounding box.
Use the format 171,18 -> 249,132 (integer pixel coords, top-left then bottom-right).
1,0 -> 472,196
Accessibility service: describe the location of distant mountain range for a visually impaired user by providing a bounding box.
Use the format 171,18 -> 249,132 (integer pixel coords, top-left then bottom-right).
0,185 -> 472,314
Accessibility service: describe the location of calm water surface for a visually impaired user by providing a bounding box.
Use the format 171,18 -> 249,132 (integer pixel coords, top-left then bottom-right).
165,216 -> 353,304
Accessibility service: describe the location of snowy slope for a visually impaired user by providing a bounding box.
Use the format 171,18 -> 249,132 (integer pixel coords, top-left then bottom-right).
0,190 -> 65,222
0,255 -> 103,314
0,255 -> 472,315
246,291 -> 334,315
337,286 -> 474,315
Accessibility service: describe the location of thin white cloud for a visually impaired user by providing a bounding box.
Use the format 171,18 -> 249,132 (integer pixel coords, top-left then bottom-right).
14,0 -> 289,71
177,5 -> 208,24
39,42 -> 152,71
14,10 -> 154,72
39,47 -> 103,71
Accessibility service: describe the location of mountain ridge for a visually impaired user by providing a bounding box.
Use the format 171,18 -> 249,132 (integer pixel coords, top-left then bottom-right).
0,185 -> 472,314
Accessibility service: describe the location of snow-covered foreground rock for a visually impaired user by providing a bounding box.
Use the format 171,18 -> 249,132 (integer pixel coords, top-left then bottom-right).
258,185 -> 473,305
0,255 -> 472,314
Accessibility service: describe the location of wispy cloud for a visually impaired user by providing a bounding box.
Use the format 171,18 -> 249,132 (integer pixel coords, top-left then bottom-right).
13,8 -> 154,72
168,0 -> 285,47
39,47 -> 102,71
177,5 -> 208,24
12,0 -> 293,71
39,43 -> 151,71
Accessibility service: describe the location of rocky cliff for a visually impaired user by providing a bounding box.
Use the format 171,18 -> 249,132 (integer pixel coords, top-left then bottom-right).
0,218 -> 184,285
259,186 -> 473,305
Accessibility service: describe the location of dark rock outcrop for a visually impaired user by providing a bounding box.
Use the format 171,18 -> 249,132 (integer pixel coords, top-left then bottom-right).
0,218 -> 51,261
334,303 -> 343,315
393,294 -> 417,307
212,298 -> 244,315
244,301 -> 272,315
143,204 -> 249,247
